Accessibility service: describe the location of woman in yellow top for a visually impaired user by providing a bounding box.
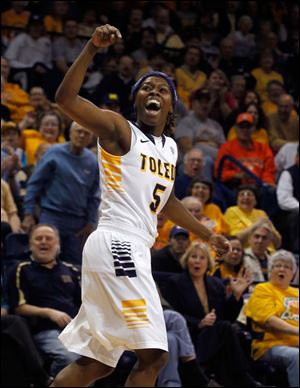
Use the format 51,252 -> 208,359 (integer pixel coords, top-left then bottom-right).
245,250 -> 298,387
21,111 -> 65,165
224,185 -> 281,250
227,103 -> 269,144
188,178 -> 230,235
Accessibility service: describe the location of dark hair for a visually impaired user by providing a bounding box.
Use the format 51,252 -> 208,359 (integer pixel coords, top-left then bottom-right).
141,26 -> 157,37
223,235 -> 244,271
63,17 -> 79,26
164,112 -> 176,137
188,178 -> 213,203
244,89 -> 261,105
266,79 -> 284,91
244,102 -> 266,129
227,235 -> 241,242
236,184 -> 259,202
184,44 -> 203,57
37,111 -> 63,135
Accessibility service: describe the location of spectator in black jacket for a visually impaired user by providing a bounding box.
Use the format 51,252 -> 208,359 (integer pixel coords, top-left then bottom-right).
152,226 -> 190,274
161,241 -> 265,387
8,223 -> 81,376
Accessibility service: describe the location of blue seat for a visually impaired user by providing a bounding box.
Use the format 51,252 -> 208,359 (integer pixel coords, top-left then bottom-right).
4,233 -> 30,261
214,154 -> 280,219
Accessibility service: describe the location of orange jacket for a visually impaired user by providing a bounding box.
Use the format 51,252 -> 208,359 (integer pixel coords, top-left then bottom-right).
214,139 -> 276,184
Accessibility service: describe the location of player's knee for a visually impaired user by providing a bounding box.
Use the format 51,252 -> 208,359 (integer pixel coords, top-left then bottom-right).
138,350 -> 169,373
76,356 -> 115,379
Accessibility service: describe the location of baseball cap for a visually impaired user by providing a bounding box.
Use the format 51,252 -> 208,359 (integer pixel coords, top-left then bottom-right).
191,88 -> 211,101
169,226 -> 189,239
101,93 -> 121,107
236,113 -> 254,125
28,14 -> 44,25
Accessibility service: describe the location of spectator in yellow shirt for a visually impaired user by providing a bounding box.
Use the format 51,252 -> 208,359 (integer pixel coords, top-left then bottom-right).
175,45 -> 207,108
245,250 -> 299,387
21,111 -> 65,166
251,51 -> 284,103
261,79 -> 285,116
1,178 -> 22,233
1,56 -> 32,123
188,178 -> 230,235
43,1 -> 70,34
1,1 -> 30,44
267,94 -> 299,152
224,185 -> 281,249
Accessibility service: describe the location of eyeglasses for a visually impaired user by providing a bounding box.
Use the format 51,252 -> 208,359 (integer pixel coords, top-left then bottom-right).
273,264 -> 293,270
188,158 -> 203,163
238,191 -> 255,198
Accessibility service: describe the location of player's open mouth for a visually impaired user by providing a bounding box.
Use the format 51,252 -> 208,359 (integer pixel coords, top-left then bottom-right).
145,99 -> 161,116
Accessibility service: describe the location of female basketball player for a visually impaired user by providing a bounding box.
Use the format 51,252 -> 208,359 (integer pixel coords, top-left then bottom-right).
50,25 -> 230,387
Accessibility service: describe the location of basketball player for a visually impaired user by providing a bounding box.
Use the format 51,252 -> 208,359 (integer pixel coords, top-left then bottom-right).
50,25 -> 230,387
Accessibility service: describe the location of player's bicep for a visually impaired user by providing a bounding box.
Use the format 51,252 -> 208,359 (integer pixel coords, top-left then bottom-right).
58,95 -> 127,140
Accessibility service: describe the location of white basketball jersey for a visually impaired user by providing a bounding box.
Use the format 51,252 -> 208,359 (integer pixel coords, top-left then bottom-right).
97,121 -> 178,245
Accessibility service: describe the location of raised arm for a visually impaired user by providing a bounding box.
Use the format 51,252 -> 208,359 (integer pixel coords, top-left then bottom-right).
55,25 -> 130,155
162,190 -> 230,255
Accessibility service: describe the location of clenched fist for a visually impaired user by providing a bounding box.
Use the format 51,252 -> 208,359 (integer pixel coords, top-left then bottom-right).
91,24 -> 122,48
209,234 -> 231,258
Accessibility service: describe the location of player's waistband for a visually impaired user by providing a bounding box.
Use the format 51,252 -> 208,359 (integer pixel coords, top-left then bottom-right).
97,221 -> 155,248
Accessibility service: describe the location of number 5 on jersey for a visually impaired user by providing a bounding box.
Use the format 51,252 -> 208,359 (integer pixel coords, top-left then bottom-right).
150,184 -> 167,214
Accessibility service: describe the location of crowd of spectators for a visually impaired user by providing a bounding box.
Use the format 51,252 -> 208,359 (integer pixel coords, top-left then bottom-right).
1,1 -> 299,387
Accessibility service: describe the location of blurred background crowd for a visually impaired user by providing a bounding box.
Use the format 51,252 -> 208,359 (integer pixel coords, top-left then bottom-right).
1,1 -> 299,387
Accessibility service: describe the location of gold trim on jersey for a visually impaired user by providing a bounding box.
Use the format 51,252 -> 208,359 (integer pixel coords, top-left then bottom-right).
101,148 -> 124,192
121,299 -> 150,328
16,261 -> 31,305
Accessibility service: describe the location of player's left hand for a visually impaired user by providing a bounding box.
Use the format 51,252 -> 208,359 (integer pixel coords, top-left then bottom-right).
209,234 -> 231,259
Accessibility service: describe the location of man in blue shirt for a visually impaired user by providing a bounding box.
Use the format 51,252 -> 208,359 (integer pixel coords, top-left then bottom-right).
22,122 -> 100,264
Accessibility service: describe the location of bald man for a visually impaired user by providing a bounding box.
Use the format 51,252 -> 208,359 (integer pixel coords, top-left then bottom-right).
267,94 -> 299,152
181,196 -> 216,239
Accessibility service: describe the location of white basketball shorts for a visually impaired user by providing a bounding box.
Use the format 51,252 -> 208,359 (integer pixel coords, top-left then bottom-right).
58,226 -> 168,367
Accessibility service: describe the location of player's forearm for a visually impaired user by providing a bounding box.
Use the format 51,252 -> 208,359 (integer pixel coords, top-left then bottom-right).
55,40 -> 98,106
265,316 -> 299,336
162,194 -> 213,242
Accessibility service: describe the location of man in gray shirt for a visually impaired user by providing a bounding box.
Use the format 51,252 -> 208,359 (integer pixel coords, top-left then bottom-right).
175,88 -> 226,161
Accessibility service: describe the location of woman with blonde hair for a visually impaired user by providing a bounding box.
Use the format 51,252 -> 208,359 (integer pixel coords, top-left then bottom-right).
161,241 -> 264,386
